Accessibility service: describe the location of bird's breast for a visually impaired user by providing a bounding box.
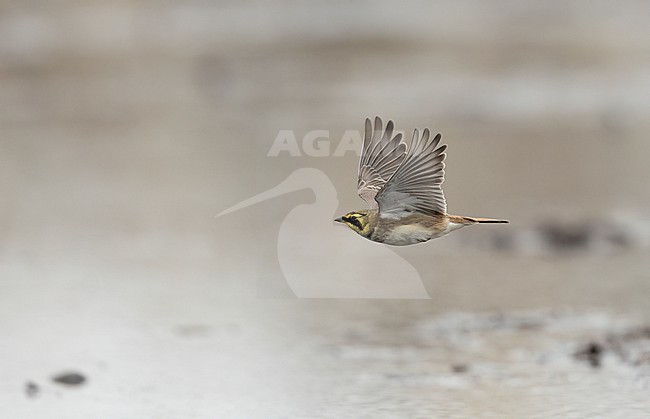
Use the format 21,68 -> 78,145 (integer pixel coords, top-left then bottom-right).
374,223 -> 438,246
371,215 -> 466,246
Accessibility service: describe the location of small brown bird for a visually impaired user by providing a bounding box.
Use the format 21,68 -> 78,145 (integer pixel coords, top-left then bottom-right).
335,117 -> 508,246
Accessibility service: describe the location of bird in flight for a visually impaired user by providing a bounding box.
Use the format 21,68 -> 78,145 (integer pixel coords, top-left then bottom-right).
335,117 -> 508,246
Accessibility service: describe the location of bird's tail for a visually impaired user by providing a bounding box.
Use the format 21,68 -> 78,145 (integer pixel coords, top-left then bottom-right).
455,215 -> 509,225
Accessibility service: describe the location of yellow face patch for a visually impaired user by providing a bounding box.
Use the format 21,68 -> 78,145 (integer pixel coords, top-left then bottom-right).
341,212 -> 367,233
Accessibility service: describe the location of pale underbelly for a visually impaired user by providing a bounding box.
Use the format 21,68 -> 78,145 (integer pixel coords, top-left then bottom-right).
377,222 -> 464,246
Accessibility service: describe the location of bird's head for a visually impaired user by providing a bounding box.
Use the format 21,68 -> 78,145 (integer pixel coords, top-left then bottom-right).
334,210 -> 372,237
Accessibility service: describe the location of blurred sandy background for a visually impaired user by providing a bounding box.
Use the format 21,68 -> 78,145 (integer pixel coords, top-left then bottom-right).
1,1 -> 650,417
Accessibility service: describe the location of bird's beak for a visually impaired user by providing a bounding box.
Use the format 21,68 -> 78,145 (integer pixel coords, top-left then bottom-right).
334,217 -> 343,223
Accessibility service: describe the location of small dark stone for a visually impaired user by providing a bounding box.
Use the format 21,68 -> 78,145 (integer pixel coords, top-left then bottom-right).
25,381 -> 39,398
540,222 -> 592,251
52,372 -> 87,386
575,342 -> 604,368
451,364 -> 468,373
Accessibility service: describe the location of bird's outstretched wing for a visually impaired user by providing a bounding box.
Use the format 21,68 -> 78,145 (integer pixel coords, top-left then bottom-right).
375,127 -> 447,218
357,117 -> 407,207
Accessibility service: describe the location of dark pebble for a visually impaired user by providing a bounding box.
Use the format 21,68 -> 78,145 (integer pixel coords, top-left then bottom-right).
451,364 -> 468,373
52,372 -> 87,386
539,223 -> 592,251
25,381 -> 39,398
575,342 -> 603,368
